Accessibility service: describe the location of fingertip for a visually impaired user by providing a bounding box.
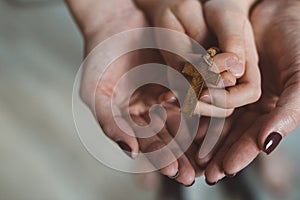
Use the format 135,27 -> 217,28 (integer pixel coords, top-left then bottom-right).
160,161 -> 179,177
204,165 -> 225,185
222,136 -> 260,176
178,168 -> 195,186
116,138 -> 139,159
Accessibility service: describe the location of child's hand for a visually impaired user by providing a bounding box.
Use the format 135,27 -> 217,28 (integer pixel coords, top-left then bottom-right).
136,0 -> 261,117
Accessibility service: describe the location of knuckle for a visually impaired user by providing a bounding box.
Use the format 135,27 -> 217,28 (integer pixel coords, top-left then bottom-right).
222,8 -> 245,23
225,35 -> 245,54
172,0 -> 200,13
249,87 -> 262,103
189,29 -> 204,42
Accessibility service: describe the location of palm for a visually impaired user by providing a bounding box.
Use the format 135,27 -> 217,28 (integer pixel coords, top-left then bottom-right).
250,0 -> 300,115
201,0 -> 300,182
226,0 -> 300,135
82,16 -> 201,184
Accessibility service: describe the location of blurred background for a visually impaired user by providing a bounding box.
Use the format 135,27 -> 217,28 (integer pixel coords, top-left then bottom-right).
0,0 -> 300,200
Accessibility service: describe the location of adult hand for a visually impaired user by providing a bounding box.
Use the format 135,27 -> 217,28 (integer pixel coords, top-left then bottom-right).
67,0 -> 200,186
199,0 -> 300,184
136,0 -> 261,115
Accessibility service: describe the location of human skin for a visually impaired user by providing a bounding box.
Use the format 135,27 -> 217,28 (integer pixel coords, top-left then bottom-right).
66,0 -> 204,186
200,0 -> 300,185
135,0 -> 264,175
135,0 -> 261,115
66,0 -> 279,186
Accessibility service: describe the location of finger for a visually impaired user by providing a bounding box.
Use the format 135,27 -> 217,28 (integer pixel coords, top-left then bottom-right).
204,1 -> 246,66
195,116 -> 236,169
204,1 -> 261,108
208,71 -> 236,88
186,143 -> 205,177
194,117 -> 211,144
156,7 -> 192,71
200,30 -> 261,109
257,84 -> 300,154
194,98 -> 234,117
170,0 -> 211,45
200,76 -> 261,109
146,112 -> 196,185
175,155 -> 196,186
96,98 -> 139,158
161,108 -> 202,182
130,115 -> 179,177
223,84 -> 300,176
211,53 -> 245,78
158,90 -> 234,117
222,119 -> 263,176
204,111 -> 258,184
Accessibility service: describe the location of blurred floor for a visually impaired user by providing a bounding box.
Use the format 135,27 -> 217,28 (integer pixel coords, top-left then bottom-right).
0,1 -> 300,200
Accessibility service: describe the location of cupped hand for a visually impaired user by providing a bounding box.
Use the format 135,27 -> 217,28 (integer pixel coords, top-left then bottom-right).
79,8 -> 201,186
199,0 -> 300,184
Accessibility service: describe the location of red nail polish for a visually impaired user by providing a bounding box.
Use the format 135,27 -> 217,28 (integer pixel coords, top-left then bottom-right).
169,171 -> 179,179
263,132 -> 282,155
205,178 -> 217,186
225,172 -> 236,178
117,141 -> 132,158
185,180 -> 195,187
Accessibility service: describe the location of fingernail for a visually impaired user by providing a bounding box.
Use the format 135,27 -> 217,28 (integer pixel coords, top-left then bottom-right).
169,171 -> 179,179
225,172 -> 236,178
185,180 -> 195,187
225,57 -> 239,68
200,95 -> 212,104
205,178 -> 217,186
228,60 -> 244,77
263,132 -> 282,155
117,141 -> 133,158
223,79 -> 234,87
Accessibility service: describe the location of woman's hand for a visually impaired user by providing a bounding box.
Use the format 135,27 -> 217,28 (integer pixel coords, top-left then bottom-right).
67,0 -> 202,186
198,0 -> 300,184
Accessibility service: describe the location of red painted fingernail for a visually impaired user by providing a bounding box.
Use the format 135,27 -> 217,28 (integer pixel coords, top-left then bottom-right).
169,171 -> 179,179
205,178 -> 217,186
185,180 -> 195,187
263,132 -> 282,155
117,141 -> 133,158
225,172 -> 236,178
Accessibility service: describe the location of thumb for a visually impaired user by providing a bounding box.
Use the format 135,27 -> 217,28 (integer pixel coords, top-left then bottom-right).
258,91 -> 300,155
